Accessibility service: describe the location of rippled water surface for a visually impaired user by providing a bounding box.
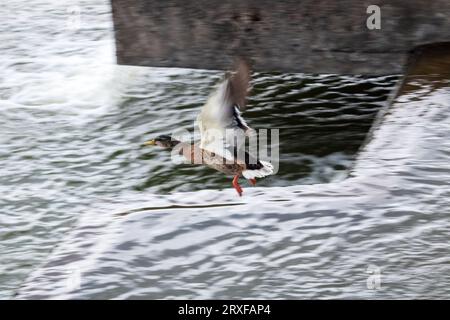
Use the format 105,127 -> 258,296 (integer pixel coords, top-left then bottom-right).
1,0 -> 450,299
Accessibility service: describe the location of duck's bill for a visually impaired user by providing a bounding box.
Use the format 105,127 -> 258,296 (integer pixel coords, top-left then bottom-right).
143,139 -> 156,146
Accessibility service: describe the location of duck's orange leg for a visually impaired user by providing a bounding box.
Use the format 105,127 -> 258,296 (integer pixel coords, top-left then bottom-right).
232,175 -> 243,197
249,178 -> 256,186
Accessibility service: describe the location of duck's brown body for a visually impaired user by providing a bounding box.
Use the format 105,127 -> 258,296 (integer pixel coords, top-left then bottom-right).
174,141 -> 254,196
178,142 -> 246,176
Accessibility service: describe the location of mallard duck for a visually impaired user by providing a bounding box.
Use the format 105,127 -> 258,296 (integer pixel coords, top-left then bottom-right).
144,60 -> 274,196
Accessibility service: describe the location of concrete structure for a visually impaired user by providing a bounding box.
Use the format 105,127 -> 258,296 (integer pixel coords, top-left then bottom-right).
111,0 -> 450,74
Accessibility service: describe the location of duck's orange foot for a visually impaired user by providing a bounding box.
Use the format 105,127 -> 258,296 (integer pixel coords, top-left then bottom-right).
249,178 -> 256,186
232,175 -> 243,197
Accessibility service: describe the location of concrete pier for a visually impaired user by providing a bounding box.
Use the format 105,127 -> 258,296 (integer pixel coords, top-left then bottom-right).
111,0 -> 450,74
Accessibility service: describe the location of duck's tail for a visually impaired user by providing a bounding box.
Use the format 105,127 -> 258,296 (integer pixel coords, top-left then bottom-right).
242,160 -> 274,179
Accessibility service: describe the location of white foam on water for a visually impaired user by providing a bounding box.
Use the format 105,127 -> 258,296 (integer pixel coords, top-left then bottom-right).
1,41 -> 147,124
0,0 -> 150,125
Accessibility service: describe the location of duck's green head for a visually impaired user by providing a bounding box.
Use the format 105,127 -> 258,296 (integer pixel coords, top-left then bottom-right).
144,135 -> 180,149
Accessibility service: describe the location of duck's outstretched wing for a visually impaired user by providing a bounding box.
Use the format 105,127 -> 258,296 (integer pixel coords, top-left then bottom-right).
198,59 -> 252,159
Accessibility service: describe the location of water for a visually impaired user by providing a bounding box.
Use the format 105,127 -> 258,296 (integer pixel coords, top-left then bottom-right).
1,1 -> 449,299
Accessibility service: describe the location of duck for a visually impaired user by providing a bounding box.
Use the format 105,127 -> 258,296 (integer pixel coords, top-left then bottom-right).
144,59 -> 274,196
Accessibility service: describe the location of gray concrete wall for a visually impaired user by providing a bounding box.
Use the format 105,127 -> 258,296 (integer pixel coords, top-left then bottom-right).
111,0 -> 450,75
